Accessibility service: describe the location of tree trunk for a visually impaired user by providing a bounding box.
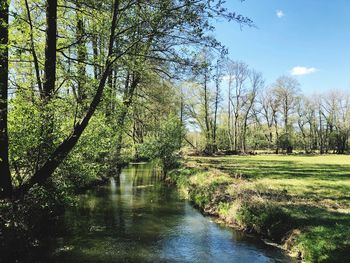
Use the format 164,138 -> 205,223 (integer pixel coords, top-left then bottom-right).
92,31 -> 99,78
242,114 -> 249,153
76,2 -> 87,105
25,0 -> 42,94
0,1 -> 13,197
180,87 -> 184,125
274,115 -> 279,154
213,73 -> 220,153
35,0 -> 58,171
227,83 -> 233,151
43,0 -> 57,100
203,69 -> 212,154
114,75 -> 140,166
319,109 -> 324,154
234,113 -> 238,152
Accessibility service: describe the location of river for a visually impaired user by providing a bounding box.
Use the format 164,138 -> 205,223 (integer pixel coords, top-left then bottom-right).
35,163 -> 292,262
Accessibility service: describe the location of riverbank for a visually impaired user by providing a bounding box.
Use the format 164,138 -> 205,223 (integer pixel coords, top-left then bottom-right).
0,171 -> 110,261
168,155 -> 350,263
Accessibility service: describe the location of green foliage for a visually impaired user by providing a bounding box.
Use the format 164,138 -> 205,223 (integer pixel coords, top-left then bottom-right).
217,202 -> 231,217
168,167 -> 197,186
297,225 -> 350,263
0,177 -> 74,260
190,187 -> 211,207
59,112 -> 118,188
22,180 -> 72,228
235,199 -> 291,240
140,115 -> 184,172
8,89 -> 42,180
277,132 -> 294,153
7,87 -> 116,189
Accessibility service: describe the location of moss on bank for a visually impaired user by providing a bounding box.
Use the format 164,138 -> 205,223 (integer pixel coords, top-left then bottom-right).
168,155 -> 350,263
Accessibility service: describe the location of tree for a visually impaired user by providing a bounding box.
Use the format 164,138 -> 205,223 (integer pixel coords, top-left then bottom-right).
201,55 -> 214,154
140,115 -> 183,175
42,0 -> 57,101
273,76 -> 300,153
212,58 -> 224,153
36,0 -> 58,168
258,87 -> 280,151
241,70 -> 262,153
0,0 -> 12,197
74,1 -> 88,106
186,50 -> 216,154
0,0 -> 252,195
322,90 -> 350,154
227,61 -> 249,152
19,0 -> 121,193
296,96 -> 316,153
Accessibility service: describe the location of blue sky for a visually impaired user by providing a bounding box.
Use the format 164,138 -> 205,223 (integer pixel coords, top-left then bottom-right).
213,0 -> 350,94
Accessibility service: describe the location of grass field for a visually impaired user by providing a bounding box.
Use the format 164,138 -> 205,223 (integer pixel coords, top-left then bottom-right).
170,155 -> 350,262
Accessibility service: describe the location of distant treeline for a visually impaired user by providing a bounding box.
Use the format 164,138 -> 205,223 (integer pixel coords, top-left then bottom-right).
184,58 -> 350,155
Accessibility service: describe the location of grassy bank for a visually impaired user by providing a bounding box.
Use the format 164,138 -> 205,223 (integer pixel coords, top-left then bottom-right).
168,155 -> 350,263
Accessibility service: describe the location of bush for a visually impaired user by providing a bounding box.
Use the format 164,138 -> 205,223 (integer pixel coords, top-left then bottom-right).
0,178 -> 74,261
218,202 -> 231,217
235,198 -> 291,241
140,115 -> 184,173
297,225 -> 350,263
278,132 -> 294,153
190,187 -> 211,207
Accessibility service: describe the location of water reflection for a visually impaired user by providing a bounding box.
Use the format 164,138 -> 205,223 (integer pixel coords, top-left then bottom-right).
41,164 -> 292,262
110,177 -> 117,195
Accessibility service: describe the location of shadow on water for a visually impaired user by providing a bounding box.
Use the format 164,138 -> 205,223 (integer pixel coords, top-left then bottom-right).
22,164 -> 293,263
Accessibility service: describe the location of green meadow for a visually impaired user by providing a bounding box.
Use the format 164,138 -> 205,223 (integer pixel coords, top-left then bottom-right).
170,155 -> 350,262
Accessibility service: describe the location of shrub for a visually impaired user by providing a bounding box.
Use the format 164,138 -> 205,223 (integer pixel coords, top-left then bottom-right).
140,115 -> 184,173
297,225 -> 350,263
235,198 -> 291,241
189,185 -> 211,208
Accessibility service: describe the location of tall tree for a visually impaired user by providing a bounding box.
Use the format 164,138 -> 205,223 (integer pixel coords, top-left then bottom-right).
273,76 -> 299,153
24,0 -> 42,94
42,0 -> 57,100
241,70 -> 262,153
212,59 -> 223,153
0,0 -> 12,197
33,0 -> 58,172
274,76 -> 299,134
203,62 -> 212,154
259,87 -> 279,150
228,61 -> 249,152
75,1 -> 88,105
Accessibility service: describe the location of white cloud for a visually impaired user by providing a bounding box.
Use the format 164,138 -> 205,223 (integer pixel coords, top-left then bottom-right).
290,66 -> 317,76
276,10 -> 285,18
222,74 -> 235,82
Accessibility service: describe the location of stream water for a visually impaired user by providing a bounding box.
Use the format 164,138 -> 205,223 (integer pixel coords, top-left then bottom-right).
35,163 -> 292,262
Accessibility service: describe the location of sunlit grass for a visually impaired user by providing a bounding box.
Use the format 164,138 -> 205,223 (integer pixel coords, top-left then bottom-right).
188,155 -> 350,210
179,154 -> 350,262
